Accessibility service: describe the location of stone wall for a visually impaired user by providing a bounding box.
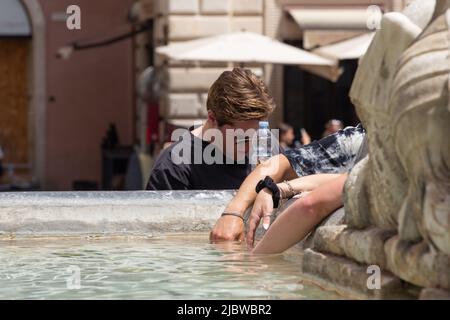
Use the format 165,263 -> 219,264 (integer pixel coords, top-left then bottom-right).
291,0 -> 450,300
154,0 -> 264,131
152,0 -> 410,137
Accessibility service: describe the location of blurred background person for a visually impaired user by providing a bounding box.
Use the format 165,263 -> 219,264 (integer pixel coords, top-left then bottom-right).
322,119 -> 344,138
299,128 -> 312,146
279,123 -> 311,151
279,123 -> 295,150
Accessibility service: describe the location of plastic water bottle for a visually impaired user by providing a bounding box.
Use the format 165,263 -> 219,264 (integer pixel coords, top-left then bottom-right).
255,121 -> 272,165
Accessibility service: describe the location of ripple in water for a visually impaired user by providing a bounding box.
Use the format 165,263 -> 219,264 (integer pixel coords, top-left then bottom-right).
0,233 -> 340,299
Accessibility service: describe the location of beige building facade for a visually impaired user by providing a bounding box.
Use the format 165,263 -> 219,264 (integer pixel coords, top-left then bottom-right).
1,0 -> 414,189
149,0 -> 411,142
153,0 -> 266,141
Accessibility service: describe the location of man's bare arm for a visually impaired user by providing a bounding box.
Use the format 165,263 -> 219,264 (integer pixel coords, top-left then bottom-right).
225,154 -> 297,216
277,173 -> 343,196
210,154 -> 296,241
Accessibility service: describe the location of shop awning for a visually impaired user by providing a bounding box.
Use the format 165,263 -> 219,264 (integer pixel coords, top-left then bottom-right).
287,8 -> 370,31
313,32 -> 375,61
157,31 -> 336,67
301,30 -> 366,50
157,31 -> 342,82
0,0 -> 31,36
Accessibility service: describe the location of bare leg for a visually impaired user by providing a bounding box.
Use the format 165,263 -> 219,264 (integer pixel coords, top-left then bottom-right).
252,174 -> 348,254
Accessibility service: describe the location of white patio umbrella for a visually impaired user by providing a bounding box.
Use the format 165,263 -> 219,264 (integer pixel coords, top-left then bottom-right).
156,31 -> 341,81
313,32 -> 376,61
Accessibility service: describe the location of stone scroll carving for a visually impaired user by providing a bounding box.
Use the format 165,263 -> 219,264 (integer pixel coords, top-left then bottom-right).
342,0 -> 450,292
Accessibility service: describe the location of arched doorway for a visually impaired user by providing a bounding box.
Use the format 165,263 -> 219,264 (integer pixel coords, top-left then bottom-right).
0,0 -> 46,188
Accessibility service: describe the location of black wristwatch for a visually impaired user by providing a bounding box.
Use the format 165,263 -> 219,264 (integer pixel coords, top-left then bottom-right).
255,176 -> 281,208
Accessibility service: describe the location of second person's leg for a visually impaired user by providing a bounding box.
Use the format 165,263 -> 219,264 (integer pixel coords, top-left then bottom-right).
252,174 -> 348,254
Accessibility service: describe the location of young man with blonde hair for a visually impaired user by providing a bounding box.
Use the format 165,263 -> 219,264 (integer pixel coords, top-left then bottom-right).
146,68 -> 275,190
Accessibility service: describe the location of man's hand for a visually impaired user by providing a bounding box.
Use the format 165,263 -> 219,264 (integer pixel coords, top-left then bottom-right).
246,189 -> 274,248
209,215 -> 245,242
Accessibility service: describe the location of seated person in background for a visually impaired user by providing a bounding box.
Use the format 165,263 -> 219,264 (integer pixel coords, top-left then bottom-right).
146,68 -> 275,190
279,123 -> 311,151
209,124 -> 366,242
279,123 -> 295,150
322,119 -> 344,138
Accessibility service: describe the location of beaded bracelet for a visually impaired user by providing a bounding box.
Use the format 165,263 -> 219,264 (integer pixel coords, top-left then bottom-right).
283,180 -> 296,199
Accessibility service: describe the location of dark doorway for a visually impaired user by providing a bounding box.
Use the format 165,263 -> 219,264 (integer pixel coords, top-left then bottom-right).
283,55 -> 360,141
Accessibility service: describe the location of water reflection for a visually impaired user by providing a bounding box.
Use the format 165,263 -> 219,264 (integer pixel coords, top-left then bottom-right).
0,234 -> 339,299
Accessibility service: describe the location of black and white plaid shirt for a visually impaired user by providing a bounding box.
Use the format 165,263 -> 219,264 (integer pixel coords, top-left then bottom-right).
285,124 -> 366,177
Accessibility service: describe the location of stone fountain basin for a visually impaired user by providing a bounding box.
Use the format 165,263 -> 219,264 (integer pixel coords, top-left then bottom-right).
0,191 -> 235,237
0,190 -> 435,299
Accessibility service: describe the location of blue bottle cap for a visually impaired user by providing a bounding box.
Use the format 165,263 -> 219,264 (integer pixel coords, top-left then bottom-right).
259,121 -> 269,128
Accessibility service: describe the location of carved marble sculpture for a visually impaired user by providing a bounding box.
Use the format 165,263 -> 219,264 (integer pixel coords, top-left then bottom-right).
343,0 -> 450,291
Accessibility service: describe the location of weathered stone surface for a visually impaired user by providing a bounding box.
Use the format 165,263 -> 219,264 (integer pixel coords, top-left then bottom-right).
423,184 -> 450,255
166,93 -> 203,118
348,12 -> 421,232
344,157 -> 371,229
0,191 -> 235,237
338,0 -> 450,293
168,67 -> 225,91
312,225 -> 347,256
302,249 -> 408,299
416,11 -> 450,255
168,16 -> 229,40
321,207 -> 346,227
279,0 -> 450,298
167,0 -> 199,14
231,17 -> 263,33
384,236 -> 450,289
285,0 -> 450,297
402,0 -> 436,29
390,10 -> 450,242
299,207 -> 345,250
200,0 -> 230,14
231,0 -> 263,15
419,288 -> 450,300
313,226 -> 394,270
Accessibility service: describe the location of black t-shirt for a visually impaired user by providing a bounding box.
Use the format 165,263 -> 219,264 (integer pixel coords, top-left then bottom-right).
146,133 -> 252,190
